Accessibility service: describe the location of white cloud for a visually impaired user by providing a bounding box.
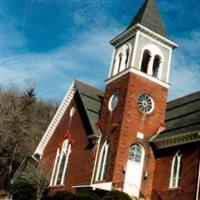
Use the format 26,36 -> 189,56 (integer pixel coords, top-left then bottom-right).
2,25 -> 200,102
169,31 -> 200,100
1,23 -> 122,100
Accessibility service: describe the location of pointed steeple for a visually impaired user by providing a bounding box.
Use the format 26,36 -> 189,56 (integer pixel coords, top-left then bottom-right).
127,0 -> 166,36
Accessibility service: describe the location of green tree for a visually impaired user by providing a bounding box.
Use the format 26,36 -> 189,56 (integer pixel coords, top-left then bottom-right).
11,164 -> 49,200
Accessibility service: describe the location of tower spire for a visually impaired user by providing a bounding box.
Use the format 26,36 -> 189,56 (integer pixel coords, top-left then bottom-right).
127,0 -> 166,36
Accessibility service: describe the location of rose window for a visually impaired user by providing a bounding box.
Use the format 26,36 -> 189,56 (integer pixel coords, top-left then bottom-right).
137,93 -> 154,113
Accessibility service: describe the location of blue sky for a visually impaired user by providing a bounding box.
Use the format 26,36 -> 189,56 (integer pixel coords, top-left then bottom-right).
1,0 -> 200,102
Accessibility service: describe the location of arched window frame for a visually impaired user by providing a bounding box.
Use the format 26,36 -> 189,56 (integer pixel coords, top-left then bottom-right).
123,44 -> 131,69
140,49 -> 151,74
125,49 -> 129,68
117,53 -> 123,73
169,151 -> 182,188
70,106 -> 76,117
112,51 -> 122,76
111,43 -> 131,76
95,141 -> 109,181
50,138 -> 72,186
152,55 -> 162,79
128,144 -> 144,163
139,45 -> 164,79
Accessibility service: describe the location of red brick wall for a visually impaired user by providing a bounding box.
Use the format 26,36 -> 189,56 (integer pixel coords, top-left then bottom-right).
38,96 -> 97,192
98,72 -> 168,199
152,143 -> 200,200
97,74 -> 129,183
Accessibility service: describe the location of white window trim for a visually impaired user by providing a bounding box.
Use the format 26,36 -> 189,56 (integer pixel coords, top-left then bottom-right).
70,106 -> 76,117
111,43 -> 131,77
60,144 -> 71,185
108,90 -> 120,112
50,148 -> 60,186
152,55 -> 162,79
139,49 -> 152,74
169,151 -> 182,188
129,144 -> 144,163
51,139 -> 71,186
90,134 -> 102,184
118,53 -> 123,73
100,144 -> 109,180
123,44 -> 131,70
108,49 -> 116,78
95,141 -> 109,181
53,151 -> 64,185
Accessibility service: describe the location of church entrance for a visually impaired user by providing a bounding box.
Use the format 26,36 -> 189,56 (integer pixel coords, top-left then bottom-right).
123,144 -> 144,198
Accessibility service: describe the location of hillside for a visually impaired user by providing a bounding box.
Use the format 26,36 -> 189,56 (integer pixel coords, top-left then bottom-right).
0,86 -> 57,189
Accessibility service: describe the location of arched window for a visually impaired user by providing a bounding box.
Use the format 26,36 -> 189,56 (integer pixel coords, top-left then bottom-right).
70,106 -> 76,117
152,55 -> 161,78
170,151 -> 182,188
125,49 -> 130,68
128,144 -> 143,163
141,50 -> 151,74
50,139 -> 72,186
95,141 -> 109,181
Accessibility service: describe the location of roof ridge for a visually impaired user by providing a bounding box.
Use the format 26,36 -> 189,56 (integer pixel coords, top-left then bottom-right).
74,79 -> 104,94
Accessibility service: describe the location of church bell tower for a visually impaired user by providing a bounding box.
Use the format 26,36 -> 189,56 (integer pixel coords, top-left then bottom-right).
95,0 -> 177,199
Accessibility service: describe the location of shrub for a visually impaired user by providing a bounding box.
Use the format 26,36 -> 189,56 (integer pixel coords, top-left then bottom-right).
41,187 -> 51,200
10,172 -> 37,200
102,190 -> 131,200
51,190 -> 74,200
10,165 -> 49,200
75,192 -> 100,200
57,191 -> 100,200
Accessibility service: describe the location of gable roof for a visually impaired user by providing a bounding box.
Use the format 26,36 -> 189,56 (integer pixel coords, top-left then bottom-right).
75,80 -> 104,137
127,0 -> 166,37
34,80 -> 104,157
151,92 -> 200,149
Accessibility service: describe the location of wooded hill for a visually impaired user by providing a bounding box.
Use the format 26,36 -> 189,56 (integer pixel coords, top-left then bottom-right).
0,86 -> 57,190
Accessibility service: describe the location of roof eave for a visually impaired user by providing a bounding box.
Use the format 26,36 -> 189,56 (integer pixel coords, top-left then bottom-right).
110,23 -> 178,49
34,81 -> 76,157
151,131 -> 200,149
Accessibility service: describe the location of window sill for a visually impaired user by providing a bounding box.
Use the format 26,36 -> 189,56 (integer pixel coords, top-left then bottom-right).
94,180 -> 106,184
49,184 -> 65,189
168,187 -> 181,191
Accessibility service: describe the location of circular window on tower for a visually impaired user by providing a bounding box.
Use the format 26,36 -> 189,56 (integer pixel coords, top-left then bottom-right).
108,90 -> 120,112
137,93 -> 154,113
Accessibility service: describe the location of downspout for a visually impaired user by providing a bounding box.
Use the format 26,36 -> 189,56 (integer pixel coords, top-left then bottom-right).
90,130 -> 102,185
196,156 -> 200,200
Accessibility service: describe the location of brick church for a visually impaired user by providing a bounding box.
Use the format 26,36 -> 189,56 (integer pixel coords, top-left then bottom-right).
34,0 -> 200,199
